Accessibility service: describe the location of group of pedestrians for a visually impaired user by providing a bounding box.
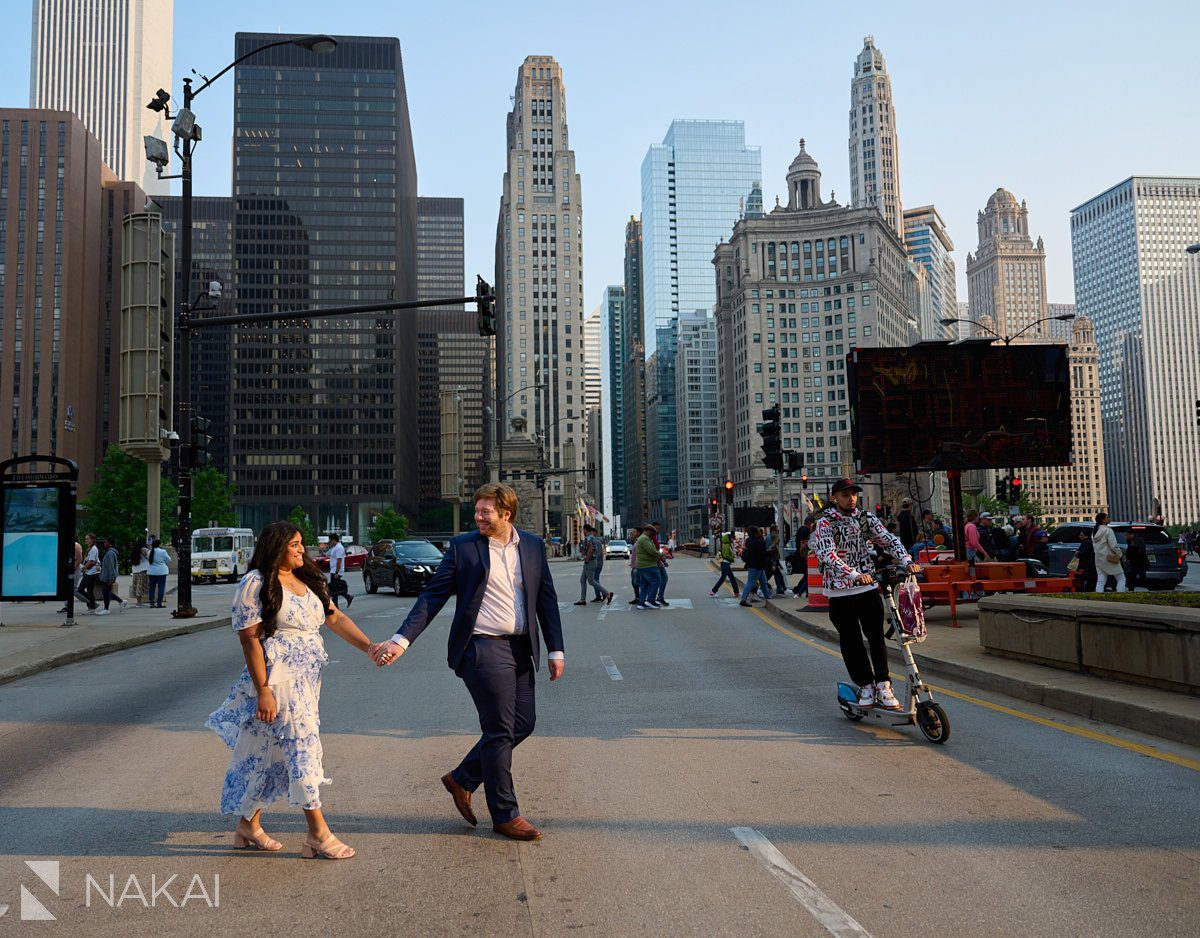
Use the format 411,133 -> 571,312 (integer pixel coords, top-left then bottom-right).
66,533 -> 171,614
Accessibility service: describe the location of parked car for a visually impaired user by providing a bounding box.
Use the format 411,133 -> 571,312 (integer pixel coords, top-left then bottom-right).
605,539 -> 631,560
309,544 -> 367,573
363,539 -> 445,595
1045,522 -> 1185,589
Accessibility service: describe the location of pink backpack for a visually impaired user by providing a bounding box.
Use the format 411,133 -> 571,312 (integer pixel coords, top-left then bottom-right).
896,576 -> 927,642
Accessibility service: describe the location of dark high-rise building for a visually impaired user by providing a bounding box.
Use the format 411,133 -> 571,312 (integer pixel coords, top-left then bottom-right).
159,195 -> 234,473
416,196 -> 486,529
621,216 -> 648,526
603,285 -> 626,521
231,33 -> 418,539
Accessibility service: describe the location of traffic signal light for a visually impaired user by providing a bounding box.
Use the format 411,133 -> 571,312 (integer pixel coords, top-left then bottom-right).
996,476 -> 1008,502
476,275 -> 496,337
759,404 -> 783,471
1010,478 -> 1022,502
189,414 -> 213,468
875,504 -> 884,516
709,497 -> 719,510
786,450 -> 804,474
724,479 -> 734,503
800,473 -> 808,485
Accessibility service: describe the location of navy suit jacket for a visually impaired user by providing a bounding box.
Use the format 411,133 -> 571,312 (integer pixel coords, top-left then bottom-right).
396,529 -> 564,671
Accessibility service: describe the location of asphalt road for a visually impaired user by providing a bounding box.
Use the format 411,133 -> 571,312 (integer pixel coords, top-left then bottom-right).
0,557 -> 1197,936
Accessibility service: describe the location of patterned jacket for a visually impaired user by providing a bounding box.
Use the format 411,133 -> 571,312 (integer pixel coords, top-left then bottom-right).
811,506 -> 909,593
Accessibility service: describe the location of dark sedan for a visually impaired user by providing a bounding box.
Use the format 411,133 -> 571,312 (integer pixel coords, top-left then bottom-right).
363,539 -> 445,596
1046,522 -> 1186,589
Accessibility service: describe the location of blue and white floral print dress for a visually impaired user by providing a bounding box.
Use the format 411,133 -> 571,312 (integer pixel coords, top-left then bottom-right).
206,569 -> 331,816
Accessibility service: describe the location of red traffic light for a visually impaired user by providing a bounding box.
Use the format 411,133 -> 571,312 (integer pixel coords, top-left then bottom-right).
1012,478 -> 1022,488
724,480 -> 734,491
876,504 -> 884,513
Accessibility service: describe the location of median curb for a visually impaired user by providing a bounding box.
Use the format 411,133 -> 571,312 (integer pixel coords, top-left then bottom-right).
0,615 -> 232,688
763,597 -> 1200,748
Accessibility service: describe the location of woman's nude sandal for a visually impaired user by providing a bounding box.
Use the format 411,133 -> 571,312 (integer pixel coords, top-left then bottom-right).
301,833 -> 355,860
233,822 -> 283,851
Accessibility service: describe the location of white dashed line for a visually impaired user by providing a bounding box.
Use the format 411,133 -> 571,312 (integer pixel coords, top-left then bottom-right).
599,656 -> 623,681
730,827 -> 871,937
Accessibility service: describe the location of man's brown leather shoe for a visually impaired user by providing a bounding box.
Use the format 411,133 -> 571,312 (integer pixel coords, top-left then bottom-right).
441,773 -> 477,826
493,816 -> 541,841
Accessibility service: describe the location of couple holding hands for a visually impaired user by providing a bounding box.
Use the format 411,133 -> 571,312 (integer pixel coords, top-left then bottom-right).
205,483 -> 565,859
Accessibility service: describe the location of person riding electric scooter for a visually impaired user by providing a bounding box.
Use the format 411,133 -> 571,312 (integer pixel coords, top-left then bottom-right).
811,479 -> 921,710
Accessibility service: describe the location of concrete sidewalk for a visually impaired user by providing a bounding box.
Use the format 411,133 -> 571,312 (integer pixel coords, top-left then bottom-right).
0,574 -> 232,687
706,560 -> 1199,746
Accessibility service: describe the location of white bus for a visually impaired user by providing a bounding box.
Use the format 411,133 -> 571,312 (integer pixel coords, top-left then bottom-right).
191,527 -> 256,583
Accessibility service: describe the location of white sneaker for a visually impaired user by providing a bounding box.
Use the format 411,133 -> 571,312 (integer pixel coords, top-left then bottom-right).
708,590 -> 717,597
876,681 -> 903,710
856,684 -> 875,707
117,600 -> 127,613
96,608 -> 110,616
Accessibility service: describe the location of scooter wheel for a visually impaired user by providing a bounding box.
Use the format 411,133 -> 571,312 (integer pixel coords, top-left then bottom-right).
839,705 -> 864,722
916,702 -> 950,743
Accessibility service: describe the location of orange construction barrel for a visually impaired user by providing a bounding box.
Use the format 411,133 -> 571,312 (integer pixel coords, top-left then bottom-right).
805,552 -> 828,610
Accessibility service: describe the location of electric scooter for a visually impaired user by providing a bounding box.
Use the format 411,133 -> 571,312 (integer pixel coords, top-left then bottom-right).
836,564 -> 950,743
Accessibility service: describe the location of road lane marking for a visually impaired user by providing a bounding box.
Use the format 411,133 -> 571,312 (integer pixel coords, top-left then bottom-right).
749,607 -> 1200,773
730,827 -> 871,937
600,656 -> 623,681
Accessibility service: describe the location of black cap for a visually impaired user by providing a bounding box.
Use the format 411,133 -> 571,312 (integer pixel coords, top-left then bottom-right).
830,478 -> 863,495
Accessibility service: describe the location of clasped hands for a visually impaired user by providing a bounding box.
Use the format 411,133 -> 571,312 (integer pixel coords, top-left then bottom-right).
368,641 -> 405,667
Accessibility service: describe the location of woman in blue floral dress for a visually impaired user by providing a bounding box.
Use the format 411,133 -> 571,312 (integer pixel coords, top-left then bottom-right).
206,521 -> 384,860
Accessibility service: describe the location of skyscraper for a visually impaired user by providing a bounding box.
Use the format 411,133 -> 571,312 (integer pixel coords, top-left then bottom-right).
967,188 -> 1106,522
641,120 -> 761,530
230,33 -> 418,538
603,285 -> 627,524
583,307 -> 601,414
494,55 -> 584,537
416,196 -> 486,526
848,36 -> 902,237
30,0 -> 172,195
674,310 -> 719,537
902,205 -> 956,340
965,188 -> 1048,340
621,216 -> 648,526
583,306 -> 603,520
158,195 -> 234,473
0,110 -> 147,492
713,140 -> 912,511
1071,176 -> 1200,523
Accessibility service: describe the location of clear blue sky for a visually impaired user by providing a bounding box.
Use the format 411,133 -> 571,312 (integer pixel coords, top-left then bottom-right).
4,0 -> 1198,309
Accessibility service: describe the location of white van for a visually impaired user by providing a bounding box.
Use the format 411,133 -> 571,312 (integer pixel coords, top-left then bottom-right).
191,527 -> 256,583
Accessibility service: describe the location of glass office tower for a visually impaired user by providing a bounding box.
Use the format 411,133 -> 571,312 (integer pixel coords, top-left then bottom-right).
640,120 -> 760,525
1071,176 -> 1200,524
231,34 -> 418,539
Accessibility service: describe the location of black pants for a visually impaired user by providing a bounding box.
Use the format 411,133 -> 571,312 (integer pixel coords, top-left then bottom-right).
452,634 -> 536,825
99,580 -> 122,610
76,574 -> 98,610
828,590 -> 889,686
1127,566 -> 1149,591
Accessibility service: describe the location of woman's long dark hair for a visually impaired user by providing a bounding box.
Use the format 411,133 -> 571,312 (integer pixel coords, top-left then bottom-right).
248,521 -> 330,639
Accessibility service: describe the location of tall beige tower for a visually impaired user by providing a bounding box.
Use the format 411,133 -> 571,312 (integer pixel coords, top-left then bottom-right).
30,0 -> 173,195
495,55 -> 584,536
849,36 -> 902,237
967,190 -> 1106,522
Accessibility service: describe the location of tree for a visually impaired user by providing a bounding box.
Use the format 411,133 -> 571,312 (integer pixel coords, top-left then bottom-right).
368,507 -> 410,544
192,468 -> 237,528
82,445 -> 178,571
287,506 -> 318,546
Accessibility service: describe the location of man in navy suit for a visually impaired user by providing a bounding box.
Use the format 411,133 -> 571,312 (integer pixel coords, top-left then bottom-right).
372,483 -> 564,841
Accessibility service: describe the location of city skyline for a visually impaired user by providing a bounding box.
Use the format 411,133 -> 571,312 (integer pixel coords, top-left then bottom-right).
4,1 -> 1195,317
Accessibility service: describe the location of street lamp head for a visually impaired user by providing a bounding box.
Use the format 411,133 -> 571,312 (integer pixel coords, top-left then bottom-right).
294,35 -> 337,55
939,318 -> 960,326
1052,313 -> 1076,321
145,88 -> 170,112
1186,243 -> 1200,255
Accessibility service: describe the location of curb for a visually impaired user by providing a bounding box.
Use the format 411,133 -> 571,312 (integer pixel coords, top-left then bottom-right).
0,615 -> 232,688
763,598 -> 1200,748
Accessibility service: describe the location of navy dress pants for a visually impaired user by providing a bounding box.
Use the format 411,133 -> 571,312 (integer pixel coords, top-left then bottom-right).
452,634 -> 536,824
